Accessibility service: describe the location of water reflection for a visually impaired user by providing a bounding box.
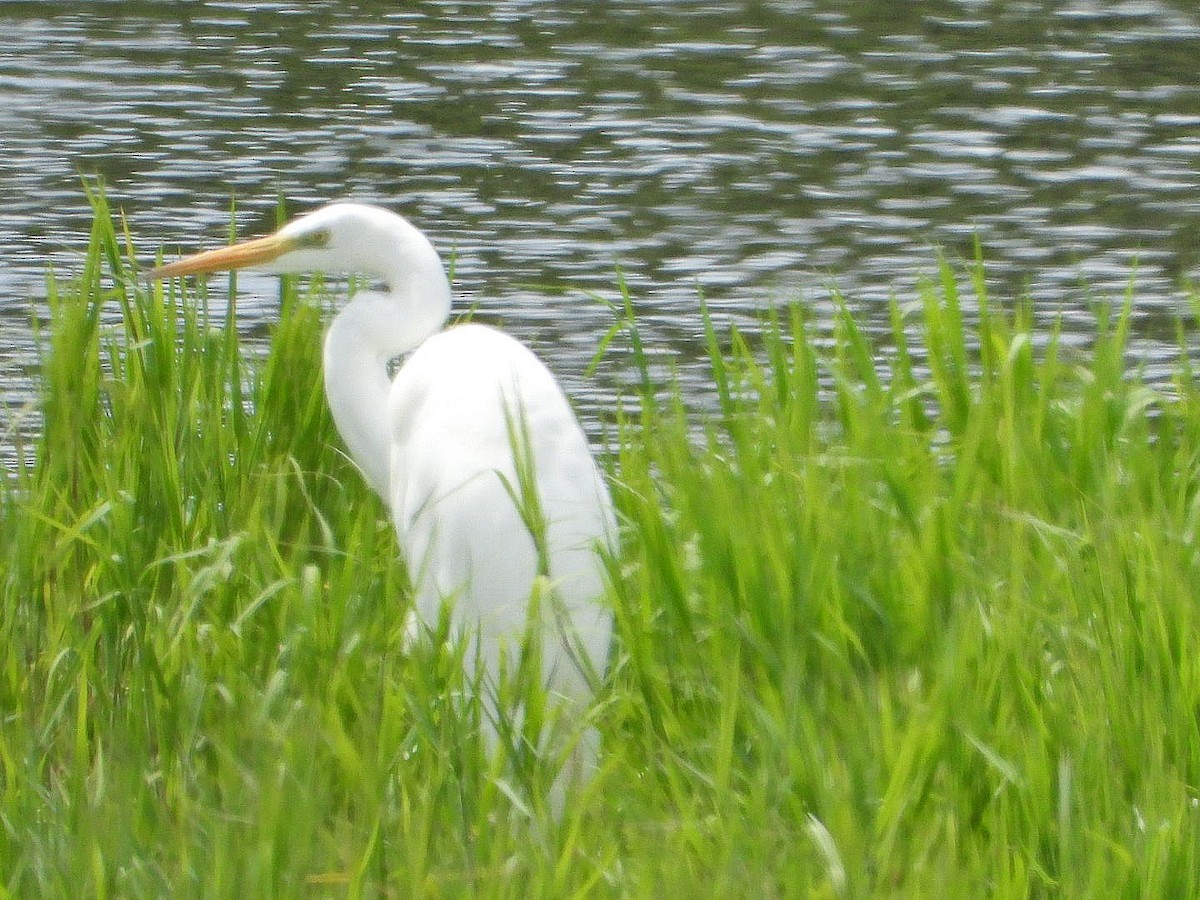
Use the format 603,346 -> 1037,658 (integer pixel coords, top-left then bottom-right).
3,0 -> 1200,451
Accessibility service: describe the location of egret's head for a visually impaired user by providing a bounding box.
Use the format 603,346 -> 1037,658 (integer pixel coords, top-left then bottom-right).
148,202 -> 439,284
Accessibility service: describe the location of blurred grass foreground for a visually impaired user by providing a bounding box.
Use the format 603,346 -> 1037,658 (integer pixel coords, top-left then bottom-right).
2,189 -> 1200,897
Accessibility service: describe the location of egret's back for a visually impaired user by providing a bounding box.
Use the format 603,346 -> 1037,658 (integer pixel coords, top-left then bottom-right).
388,322 -> 613,708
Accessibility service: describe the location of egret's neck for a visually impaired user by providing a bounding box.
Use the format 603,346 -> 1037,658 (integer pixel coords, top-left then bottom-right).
322,256 -> 451,497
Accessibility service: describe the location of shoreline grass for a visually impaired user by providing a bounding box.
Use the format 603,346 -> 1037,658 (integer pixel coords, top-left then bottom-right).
3,191 -> 1200,896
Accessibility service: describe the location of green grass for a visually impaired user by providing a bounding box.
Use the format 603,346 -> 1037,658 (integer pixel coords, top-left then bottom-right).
3,188 -> 1200,897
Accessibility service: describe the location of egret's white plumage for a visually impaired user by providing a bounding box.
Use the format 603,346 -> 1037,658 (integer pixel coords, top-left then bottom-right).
151,202 -> 614,804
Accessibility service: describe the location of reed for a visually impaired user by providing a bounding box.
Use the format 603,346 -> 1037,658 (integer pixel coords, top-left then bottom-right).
2,189 -> 1198,897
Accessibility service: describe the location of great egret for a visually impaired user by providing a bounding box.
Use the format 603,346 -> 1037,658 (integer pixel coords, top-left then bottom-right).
149,202 -> 614,807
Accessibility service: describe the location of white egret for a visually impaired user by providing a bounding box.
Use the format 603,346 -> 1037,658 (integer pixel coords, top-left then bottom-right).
149,202 -> 614,807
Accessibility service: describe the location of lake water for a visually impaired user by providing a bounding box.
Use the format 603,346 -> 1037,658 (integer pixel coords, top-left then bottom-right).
4,0 -> 1200,453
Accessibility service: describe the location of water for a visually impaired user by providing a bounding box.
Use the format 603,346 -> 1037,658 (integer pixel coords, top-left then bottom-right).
4,0 -> 1200,451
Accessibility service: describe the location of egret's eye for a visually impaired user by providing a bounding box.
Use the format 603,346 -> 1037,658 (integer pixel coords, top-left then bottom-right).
299,229 -> 331,249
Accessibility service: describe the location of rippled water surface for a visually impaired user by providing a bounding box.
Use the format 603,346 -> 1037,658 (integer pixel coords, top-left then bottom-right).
4,0 -> 1200,447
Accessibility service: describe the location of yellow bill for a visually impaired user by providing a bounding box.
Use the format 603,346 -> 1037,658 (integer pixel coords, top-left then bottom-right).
148,232 -> 296,281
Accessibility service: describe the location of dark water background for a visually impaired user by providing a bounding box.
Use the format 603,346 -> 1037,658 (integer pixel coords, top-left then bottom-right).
4,0 -> 1200,455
